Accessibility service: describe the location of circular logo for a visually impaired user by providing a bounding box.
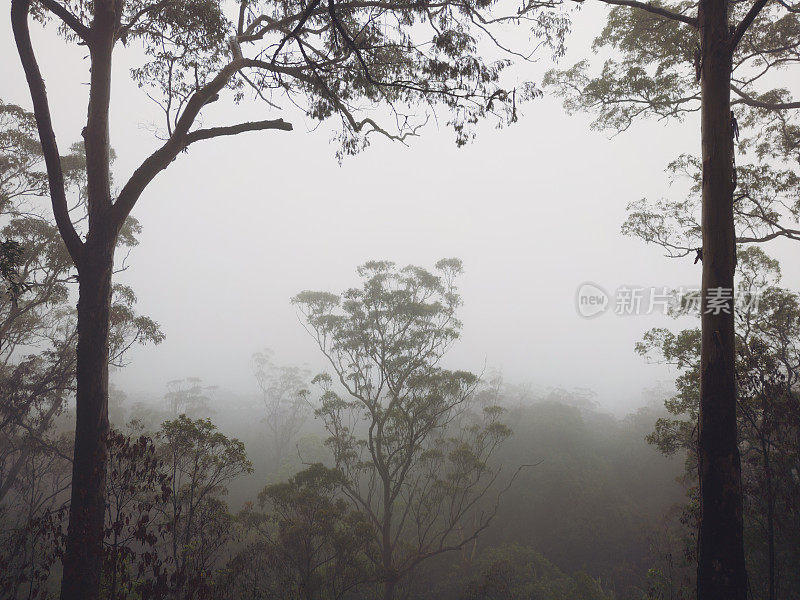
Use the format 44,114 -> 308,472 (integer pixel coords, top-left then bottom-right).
576,282 -> 609,318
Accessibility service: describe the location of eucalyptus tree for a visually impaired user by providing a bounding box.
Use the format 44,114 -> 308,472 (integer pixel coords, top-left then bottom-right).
0,101 -> 161,510
638,248 -> 800,600
228,463 -> 373,600
251,349 -> 310,471
10,1 -> 569,596
163,377 -> 216,417
0,101 -> 161,480
155,415 -> 253,599
544,0 -> 800,596
0,103 -> 162,600
293,259 -> 513,600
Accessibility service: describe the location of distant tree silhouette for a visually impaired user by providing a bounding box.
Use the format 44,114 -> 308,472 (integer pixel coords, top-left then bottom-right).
294,259 -> 516,600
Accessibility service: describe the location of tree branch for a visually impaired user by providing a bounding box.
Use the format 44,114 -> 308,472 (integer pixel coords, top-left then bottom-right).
737,231 -> 800,243
184,119 -> 293,144
731,0 -> 770,52
117,0 -> 172,41
731,84 -> 800,109
775,0 -> 799,12
38,0 -> 90,40
10,0 -> 83,262
111,60 -> 240,227
587,0 -> 698,27
112,57 -> 292,229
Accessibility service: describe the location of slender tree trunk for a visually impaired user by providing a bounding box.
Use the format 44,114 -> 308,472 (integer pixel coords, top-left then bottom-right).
383,578 -> 397,600
381,468 -> 396,600
762,436 -> 776,600
60,243 -> 114,600
696,0 -> 747,597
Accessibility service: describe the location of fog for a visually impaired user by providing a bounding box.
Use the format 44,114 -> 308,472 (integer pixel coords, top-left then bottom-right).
3,0 -> 800,599
9,6 -> 799,414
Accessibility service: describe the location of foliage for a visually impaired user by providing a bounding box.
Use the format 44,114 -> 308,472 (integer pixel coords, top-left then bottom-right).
545,0 -> 799,142
0,503 -> 67,600
156,415 -> 253,599
543,1 -> 800,258
103,429 -> 172,600
224,463 -> 373,600
293,259 -> 512,598
25,0 -> 571,161
460,544 -> 615,600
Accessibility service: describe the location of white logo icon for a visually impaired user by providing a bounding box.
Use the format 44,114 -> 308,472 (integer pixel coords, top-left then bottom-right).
576,282 -> 609,318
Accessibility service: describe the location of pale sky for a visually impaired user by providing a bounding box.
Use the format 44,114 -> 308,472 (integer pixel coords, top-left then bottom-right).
3,4 -> 798,415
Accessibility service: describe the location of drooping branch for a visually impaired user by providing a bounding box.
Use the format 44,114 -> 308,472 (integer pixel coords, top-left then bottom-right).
737,230 -> 800,243
10,0 -> 83,262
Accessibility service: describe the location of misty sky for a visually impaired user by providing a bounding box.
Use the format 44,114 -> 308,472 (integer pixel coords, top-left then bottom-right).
3,5 -> 798,415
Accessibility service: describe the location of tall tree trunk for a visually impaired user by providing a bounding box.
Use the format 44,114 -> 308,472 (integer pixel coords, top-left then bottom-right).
60,243 -> 114,600
59,4 -> 119,598
696,0 -> 748,597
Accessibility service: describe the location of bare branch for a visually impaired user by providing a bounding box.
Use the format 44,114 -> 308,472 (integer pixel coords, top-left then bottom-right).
184,119 -> 293,144
112,59 -> 241,227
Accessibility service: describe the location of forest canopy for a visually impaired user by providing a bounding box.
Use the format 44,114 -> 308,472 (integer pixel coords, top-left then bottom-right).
1,0 -> 799,598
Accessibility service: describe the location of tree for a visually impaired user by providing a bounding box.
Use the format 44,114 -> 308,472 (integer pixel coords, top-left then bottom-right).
227,463 -> 373,600
251,349 -> 310,471
9,1 -> 569,596
293,259 -> 514,600
164,378 -> 216,418
0,110 -> 162,596
0,434 -> 70,600
544,0 -> 800,596
460,544 -> 615,600
156,415 -> 253,599
0,99 -> 161,507
1,86 -> 168,600
102,429 -> 172,600
638,248 -> 800,600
